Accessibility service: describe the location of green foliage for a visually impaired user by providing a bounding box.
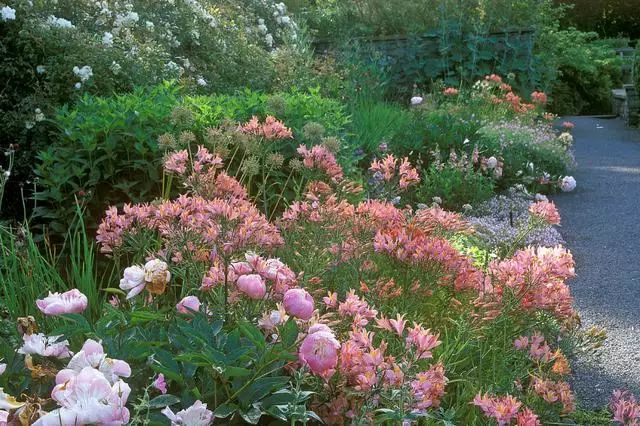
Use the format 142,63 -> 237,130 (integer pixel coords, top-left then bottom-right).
418,165 -> 495,210
34,84 -> 349,234
0,214 -> 103,320
538,28 -> 623,114
347,101 -> 419,157
0,0 -> 301,220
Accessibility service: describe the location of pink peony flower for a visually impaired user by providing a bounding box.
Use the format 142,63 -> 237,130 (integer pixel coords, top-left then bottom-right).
64,339 -> 131,384
162,400 -> 213,426
443,87 -> 459,96
176,296 -> 201,314
18,333 -> 70,358
299,327 -> 340,376
283,288 -> 314,320
236,274 -> 267,299
34,367 -> 130,426
153,373 -> 167,394
36,289 -> 88,316
119,265 -> 146,299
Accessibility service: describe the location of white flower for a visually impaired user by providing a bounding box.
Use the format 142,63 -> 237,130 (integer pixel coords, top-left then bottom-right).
280,16 -> 291,25
74,82 -> 82,89
110,61 -> 121,75
73,65 -> 93,82
257,18 -> 265,25
265,33 -> 273,47
102,31 -> 114,46
2,170 -> 9,178
1,6 -> 16,21
410,96 -> 423,106
196,77 -> 207,87
0,363 -> 5,375
18,333 -> 70,358
24,121 -> 35,130
559,176 -> 576,192
535,193 -> 548,202
35,108 -> 44,122
462,204 -> 473,211
257,23 -> 268,34
36,65 -> 46,74
114,11 -> 138,28
162,400 -> 213,426
486,156 -> 498,169
432,196 -> 442,204
119,265 -> 145,299
165,61 -> 183,75
145,20 -> 154,30
46,15 -> 75,29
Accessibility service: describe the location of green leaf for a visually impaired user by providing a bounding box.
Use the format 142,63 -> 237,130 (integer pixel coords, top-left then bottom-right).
148,394 -> 180,409
213,403 -> 238,419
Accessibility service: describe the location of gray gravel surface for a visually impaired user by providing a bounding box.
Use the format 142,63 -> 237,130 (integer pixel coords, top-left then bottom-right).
552,116 -> 640,409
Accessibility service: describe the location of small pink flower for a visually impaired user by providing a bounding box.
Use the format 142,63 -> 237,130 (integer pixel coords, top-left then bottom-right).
176,296 -> 201,314
514,336 -> 529,350
0,410 -> 7,426
236,274 -> 266,299
299,327 -> 340,376
284,288 -> 314,320
36,289 -> 88,316
153,373 -> 167,394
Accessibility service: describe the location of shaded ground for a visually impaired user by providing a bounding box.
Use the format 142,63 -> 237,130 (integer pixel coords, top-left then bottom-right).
553,116 -> 640,408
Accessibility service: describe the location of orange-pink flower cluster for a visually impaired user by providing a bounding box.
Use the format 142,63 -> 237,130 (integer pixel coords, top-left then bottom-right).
97,194 -> 283,256
369,154 -> 420,190
531,376 -> 575,414
611,390 -> 640,425
529,200 -> 561,226
297,144 -> 344,182
473,393 -> 541,426
239,115 -> 293,140
483,246 -> 575,318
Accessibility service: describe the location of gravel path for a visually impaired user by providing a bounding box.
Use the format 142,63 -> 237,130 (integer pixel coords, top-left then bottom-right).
552,116 -> 640,408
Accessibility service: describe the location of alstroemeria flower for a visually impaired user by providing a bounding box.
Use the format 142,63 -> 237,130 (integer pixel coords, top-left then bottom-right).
34,367 -> 130,426
18,333 -> 70,359
64,339 -> 130,384
162,400 -> 213,426
36,289 -> 88,316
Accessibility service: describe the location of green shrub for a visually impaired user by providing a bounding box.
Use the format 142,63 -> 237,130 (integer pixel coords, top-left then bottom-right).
0,0 -> 302,220
418,165 -> 495,210
538,29 -> 622,114
477,123 -> 572,192
34,84 -> 349,234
